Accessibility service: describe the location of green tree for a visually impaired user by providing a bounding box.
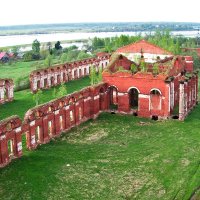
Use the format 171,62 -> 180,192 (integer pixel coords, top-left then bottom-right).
60,53 -> 67,64
140,61 -> 147,72
97,66 -> 103,83
55,41 -> 62,50
44,54 -> 53,67
11,46 -> 20,56
32,39 -> 40,54
152,63 -> 159,74
23,51 -> 33,62
33,89 -> 43,106
130,63 -> 138,74
57,83 -> 67,97
46,42 -> 52,53
77,51 -> 90,60
92,37 -> 105,50
89,65 -> 97,85
66,50 -> 79,62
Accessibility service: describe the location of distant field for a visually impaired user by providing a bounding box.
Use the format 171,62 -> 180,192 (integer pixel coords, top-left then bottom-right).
0,58 -> 62,86
0,111 -> 199,199
0,22 -> 200,35
0,76 -> 91,120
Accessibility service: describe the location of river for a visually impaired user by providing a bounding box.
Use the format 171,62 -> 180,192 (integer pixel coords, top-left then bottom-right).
0,31 -> 198,48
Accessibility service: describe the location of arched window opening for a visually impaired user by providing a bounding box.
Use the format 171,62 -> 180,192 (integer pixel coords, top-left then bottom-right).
84,68 -> 87,76
79,107 -> 82,120
69,97 -> 75,105
59,116 -> 63,130
79,69 -> 82,77
70,110 -> 74,122
44,78 -> 47,88
35,126 -> 40,142
59,101 -> 64,108
7,139 -> 14,157
150,89 -> 162,110
57,74 -> 61,84
109,86 -> 118,110
48,121 -> 52,136
63,73 -> 66,82
51,76 -> 54,85
37,80 -> 40,89
4,87 -> 8,100
129,88 -> 139,109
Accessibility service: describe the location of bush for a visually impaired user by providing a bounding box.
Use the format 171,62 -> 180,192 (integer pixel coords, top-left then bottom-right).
23,51 -> 34,62
15,75 -> 30,91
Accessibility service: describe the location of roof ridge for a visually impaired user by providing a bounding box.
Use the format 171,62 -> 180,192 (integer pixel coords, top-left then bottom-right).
116,39 -> 173,55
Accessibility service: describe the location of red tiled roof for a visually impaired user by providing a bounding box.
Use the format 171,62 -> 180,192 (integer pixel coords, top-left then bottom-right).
116,40 -> 173,55
0,52 -> 7,59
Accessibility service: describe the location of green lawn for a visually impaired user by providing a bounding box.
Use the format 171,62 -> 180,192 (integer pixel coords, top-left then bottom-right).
0,58 -> 62,85
0,109 -> 199,200
0,76 -> 91,120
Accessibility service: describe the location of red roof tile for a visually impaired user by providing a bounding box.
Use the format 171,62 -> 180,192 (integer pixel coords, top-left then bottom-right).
116,40 -> 173,55
0,52 -> 7,59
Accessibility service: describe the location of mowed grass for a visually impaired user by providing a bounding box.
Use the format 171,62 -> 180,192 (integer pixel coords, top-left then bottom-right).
0,76 -> 90,120
0,109 -> 199,200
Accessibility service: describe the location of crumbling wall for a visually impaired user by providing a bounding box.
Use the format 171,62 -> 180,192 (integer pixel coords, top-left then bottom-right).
0,83 -> 109,168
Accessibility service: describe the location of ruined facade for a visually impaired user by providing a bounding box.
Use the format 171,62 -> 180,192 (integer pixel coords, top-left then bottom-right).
30,55 -> 110,92
0,83 -> 110,167
103,41 -> 198,120
0,79 -> 14,104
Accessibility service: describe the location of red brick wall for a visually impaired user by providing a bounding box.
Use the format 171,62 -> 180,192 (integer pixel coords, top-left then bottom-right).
0,83 -> 109,168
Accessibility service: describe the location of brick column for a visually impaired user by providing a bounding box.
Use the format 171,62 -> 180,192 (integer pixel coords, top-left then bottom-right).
117,92 -> 129,113
179,82 -> 185,121
164,83 -> 171,118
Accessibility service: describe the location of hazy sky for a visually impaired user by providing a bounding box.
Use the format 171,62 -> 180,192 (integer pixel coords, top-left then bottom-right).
1,0 -> 200,26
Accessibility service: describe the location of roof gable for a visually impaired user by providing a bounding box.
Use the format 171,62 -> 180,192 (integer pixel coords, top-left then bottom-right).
116,40 -> 173,55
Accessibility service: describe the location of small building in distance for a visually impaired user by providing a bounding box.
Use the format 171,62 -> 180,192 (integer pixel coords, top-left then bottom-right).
0,52 -> 15,63
103,40 -> 198,120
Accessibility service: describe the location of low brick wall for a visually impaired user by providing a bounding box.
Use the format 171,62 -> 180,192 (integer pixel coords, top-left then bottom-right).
0,83 -> 110,168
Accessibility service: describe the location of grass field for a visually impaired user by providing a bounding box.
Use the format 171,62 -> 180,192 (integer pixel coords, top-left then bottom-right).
0,57 -> 62,86
0,110 -> 199,200
0,67 -> 199,199
0,76 -> 91,120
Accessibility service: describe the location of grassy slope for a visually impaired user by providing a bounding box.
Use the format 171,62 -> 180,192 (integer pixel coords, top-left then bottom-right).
0,58 -> 61,85
0,109 -> 199,200
0,76 -> 90,120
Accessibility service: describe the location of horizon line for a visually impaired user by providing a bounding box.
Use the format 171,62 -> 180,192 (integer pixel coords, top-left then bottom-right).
1,21 -> 200,27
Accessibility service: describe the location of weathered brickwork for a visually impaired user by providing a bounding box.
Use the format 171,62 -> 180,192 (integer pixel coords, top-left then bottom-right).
30,55 -> 110,92
0,83 -> 110,167
0,79 -> 14,104
103,71 -> 198,120
102,54 -> 198,120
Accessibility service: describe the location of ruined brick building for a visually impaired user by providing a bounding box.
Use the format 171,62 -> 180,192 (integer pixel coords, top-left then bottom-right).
0,40 -> 198,168
103,40 -> 198,120
0,79 -> 14,104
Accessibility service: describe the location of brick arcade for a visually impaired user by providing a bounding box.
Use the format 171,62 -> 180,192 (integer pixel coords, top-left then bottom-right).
30,54 -> 110,92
